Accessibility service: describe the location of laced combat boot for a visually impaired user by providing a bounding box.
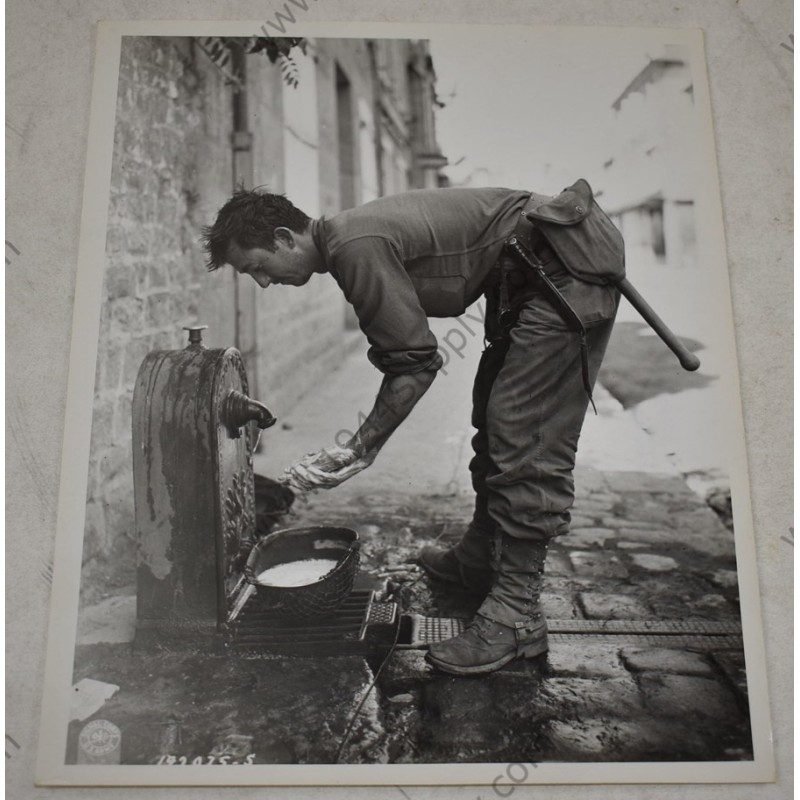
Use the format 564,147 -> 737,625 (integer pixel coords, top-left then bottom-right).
426,535 -> 548,675
418,518 -> 494,596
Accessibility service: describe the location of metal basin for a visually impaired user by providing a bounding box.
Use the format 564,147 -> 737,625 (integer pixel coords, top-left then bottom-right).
244,526 -> 360,618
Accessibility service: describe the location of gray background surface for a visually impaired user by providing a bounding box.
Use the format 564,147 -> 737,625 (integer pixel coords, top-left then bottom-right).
6,1 -> 793,798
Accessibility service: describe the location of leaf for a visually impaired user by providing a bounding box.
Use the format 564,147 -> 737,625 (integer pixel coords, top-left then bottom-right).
278,53 -> 300,89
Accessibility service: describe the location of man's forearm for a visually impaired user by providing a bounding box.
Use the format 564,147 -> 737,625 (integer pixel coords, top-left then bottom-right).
347,369 -> 437,456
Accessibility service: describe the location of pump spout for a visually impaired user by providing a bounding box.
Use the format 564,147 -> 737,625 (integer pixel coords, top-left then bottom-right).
222,390 -> 277,439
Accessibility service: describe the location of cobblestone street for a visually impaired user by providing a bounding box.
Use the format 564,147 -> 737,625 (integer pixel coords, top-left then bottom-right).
265,460 -> 749,763
72,319 -> 751,765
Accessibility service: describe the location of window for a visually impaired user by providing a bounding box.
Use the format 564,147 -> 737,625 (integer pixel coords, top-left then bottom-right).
336,65 -> 356,211
649,204 -> 666,258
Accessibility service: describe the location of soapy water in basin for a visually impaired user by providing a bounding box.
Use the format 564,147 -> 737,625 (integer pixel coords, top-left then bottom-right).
256,558 -> 340,587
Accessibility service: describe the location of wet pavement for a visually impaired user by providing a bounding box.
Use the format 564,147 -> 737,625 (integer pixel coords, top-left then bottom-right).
71,319 -> 751,765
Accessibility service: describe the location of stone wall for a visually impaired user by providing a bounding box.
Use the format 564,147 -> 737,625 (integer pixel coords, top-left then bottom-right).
81,37 -> 353,593
81,36 -> 444,597
83,38 -> 240,592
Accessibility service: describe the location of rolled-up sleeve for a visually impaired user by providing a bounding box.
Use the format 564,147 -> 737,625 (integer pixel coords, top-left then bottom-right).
330,236 -> 444,376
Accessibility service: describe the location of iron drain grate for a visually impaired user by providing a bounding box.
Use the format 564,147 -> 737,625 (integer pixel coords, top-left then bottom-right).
225,590 -> 402,656
404,615 -> 465,648
225,589 -> 743,656
548,632 -> 743,650
547,618 -> 742,636
546,618 -> 743,652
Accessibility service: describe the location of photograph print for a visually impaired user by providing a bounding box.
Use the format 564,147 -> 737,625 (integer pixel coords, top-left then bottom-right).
36,20 -> 773,787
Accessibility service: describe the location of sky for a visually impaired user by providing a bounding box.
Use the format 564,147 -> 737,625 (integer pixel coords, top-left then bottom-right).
427,26 -> 671,192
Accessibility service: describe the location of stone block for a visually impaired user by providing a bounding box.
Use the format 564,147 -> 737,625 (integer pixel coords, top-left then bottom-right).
573,466 -> 608,494
629,553 -> 679,572
636,574 -> 733,619
145,291 -> 175,331
602,526 -> 676,545
587,718 -> 718,761
568,514 -> 596,529
380,650 -> 431,694
671,508 -> 729,537
89,400 -> 115,454
685,593 -> 737,619
579,592 -> 654,620
81,500 -> 107,561
114,391 -> 133,441
540,592 -> 579,619
563,528 -> 616,548
77,594 -> 137,645
617,541 -> 648,549
542,719 -> 610,759
103,490 -> 136,544
546,642 -> 626,678
100,340 -> 125,392
710,650 -> 749,703
677,523 -> 736,560
546,575 -> 617,595
638,674 -> 743,725
539,715 -> 734,761
98,440 -> 132,484
586,492 -> 622,505
537,676 -> 643,718
543,549 -> 573,576
604,471 -> 690,495
620,647 -> 714,676
420,675 -> 506,749
707,569 -> 740,589
571,501 -> 613,518
569,550 -> 628,579
122,336 -> 153,386
147,263 -> 168,290
601,516 -> 673,531
105,263 -> 137,301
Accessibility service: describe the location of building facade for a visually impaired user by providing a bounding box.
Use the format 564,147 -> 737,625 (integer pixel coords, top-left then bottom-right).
598,45 -> 699,272
82,36 -> 447,594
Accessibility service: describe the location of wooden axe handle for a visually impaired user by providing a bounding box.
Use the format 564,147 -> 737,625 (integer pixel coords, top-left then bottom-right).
616,277 -> 701,372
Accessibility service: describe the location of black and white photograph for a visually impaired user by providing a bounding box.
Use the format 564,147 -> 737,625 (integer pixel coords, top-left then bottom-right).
34,19 -> 775,787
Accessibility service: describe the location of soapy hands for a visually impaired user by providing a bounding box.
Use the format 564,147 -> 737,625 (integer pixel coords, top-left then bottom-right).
281,445 -> 376,492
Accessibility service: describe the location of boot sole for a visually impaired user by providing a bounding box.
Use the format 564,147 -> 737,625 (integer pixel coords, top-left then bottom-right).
425,638 -> 549,676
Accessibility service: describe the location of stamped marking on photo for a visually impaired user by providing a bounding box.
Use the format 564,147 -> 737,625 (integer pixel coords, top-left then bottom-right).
77,720 -> 122,765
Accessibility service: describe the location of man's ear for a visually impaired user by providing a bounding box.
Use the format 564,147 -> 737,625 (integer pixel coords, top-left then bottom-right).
274,227 -> 296,248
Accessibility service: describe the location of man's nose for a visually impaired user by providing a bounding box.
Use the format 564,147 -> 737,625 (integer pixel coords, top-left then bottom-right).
254,274 -> 271,289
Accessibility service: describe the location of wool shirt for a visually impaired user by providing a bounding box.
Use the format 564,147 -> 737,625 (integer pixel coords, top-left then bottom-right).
311,187 -> 531,375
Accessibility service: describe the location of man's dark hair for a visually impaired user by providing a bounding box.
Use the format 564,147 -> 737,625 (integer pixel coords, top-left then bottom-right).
201,189 -> 311,271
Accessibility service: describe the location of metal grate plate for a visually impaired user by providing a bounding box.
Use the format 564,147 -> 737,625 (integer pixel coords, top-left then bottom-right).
402,616 -> 742,650
223,589 -> 743,657
547,619 -> 742,636
549,633 -> 743,650
224,590 -> 400,656
403,615 -> 466,648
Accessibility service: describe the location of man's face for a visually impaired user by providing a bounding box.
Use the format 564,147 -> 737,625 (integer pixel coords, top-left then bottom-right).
224,236 -> 313,289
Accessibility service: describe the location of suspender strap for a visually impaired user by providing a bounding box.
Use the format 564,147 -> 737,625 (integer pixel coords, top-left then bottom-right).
505,236 -> 596,414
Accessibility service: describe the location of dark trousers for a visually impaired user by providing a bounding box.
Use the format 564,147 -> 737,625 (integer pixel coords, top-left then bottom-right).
470,259 -> 619,543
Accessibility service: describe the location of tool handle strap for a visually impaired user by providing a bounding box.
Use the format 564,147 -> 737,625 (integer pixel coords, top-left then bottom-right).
616,278 -> 701,372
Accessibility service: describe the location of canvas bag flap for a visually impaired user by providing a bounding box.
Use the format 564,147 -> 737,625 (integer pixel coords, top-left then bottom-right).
525,179 -> 625,285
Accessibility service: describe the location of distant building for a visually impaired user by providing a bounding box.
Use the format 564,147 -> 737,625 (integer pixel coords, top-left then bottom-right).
599,45 -> 698,271
83,36 -> 447,593
447,166 -> 503,188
